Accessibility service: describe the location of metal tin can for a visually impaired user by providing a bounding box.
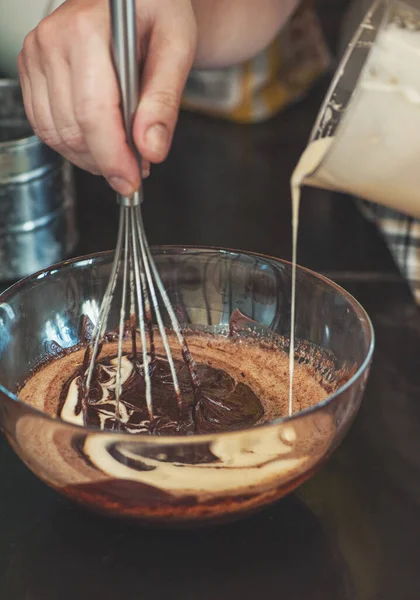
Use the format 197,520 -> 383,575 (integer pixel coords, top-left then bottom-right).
0,79 -> 78,281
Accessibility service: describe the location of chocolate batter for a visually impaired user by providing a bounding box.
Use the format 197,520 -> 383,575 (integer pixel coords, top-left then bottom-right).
58,352 -> 265,435
15,312 -> 346,523
19,311 -> 337,437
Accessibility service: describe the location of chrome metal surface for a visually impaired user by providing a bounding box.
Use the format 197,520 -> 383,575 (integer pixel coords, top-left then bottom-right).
110,0 -> 142,208
0,80 -> 60,182
0,80 -> 77,280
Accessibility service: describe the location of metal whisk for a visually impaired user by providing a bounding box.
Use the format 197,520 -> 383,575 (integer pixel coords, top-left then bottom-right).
84,0 -> 198,424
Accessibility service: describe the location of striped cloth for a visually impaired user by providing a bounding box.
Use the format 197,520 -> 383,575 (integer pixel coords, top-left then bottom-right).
182,0 -> 331,123
359,201 -> 420,303
339,0 -> 420,304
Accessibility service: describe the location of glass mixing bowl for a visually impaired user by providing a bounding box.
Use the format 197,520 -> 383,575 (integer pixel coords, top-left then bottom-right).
0,247 -> 374,526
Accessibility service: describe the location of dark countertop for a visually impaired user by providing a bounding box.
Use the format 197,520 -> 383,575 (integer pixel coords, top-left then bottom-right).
1,75 -> 420,600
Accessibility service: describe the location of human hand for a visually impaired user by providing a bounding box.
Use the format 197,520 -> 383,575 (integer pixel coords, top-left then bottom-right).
18,0 -> 197,195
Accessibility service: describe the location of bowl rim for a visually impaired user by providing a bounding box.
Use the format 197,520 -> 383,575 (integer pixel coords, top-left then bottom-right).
0,246 -> 375,445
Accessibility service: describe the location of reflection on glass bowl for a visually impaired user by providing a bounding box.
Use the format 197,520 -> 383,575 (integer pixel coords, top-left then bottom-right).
0,247 -> 374,526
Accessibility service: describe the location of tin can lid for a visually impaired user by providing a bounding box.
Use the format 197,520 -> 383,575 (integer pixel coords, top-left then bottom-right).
0,79 -> 62,182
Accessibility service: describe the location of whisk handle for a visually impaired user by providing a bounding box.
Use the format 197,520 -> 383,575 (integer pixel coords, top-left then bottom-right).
110,0 -> 143,207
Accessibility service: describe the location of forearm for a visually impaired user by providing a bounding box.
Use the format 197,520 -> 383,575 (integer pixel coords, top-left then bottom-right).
192,0 -> 300,68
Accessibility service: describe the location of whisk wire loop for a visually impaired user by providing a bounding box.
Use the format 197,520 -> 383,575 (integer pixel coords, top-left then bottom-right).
115,206 -> 130,419
130,206 -> 153,419
134,208 -> 184,415
85,213 -> 124,395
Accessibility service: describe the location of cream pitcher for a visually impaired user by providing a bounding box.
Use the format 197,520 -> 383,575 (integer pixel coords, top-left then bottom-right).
295,0 -> 420,219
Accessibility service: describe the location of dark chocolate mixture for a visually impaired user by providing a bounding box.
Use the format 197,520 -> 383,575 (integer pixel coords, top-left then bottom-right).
59,311 -> 266,436
59,353 -> 264,436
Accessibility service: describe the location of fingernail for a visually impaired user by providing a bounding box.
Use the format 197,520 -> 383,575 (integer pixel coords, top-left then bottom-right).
145,123 -> 169,156
142,163 -> 151,178
107,176 -> 135,196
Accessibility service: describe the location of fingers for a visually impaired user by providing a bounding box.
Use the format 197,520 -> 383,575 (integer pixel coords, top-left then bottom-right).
43,53 -> 101,174
69,19 -> 140,193
133,5 -> 197,164
18,53 -> 35,130
18,0 -> 196,196
18,5 -> 141,195
19,22 -> 101,175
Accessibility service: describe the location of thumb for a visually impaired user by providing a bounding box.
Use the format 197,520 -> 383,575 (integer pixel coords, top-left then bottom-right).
133,13 -> 197,163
